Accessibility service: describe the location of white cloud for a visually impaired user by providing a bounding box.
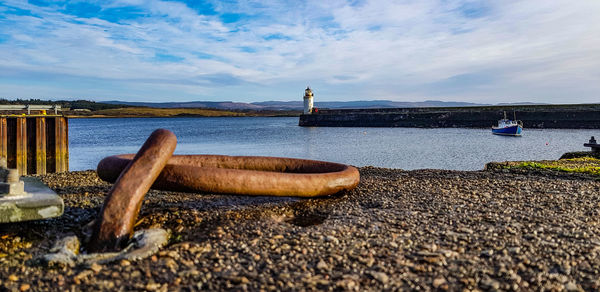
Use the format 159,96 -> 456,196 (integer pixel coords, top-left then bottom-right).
0,0 -> 599,103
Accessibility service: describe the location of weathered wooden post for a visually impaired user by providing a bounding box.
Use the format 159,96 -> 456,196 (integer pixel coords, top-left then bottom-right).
0,118 -> 5,160
35,117 -> 47,174
15,117 -> 27,175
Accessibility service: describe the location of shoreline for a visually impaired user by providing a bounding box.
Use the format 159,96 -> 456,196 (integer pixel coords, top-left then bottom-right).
65,114 -> 299,119
62,107 -> 301,119
1,158 -> 599,290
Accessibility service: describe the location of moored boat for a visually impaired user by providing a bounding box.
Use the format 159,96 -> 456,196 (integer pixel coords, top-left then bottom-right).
492,112 -> 523,136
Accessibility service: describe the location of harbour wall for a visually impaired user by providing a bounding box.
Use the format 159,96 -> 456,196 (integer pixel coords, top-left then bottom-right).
298,104 -> 600,128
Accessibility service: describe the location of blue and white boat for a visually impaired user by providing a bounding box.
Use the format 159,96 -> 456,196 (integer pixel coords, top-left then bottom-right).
492,112 -> 523,136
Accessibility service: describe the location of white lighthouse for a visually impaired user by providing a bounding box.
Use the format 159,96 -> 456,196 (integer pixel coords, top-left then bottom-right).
303,86 -> 314,114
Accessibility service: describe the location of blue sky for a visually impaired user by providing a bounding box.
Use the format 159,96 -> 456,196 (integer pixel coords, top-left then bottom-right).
0,0 -> 599,103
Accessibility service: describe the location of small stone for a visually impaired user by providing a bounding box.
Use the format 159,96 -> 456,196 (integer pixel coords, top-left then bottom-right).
433,277 -> 447,288
232,276 -> 250,284
162,258 -> 178,271
90,263 -> 102,273
145,282 -> 161,291
131,270 -> 142,278
508,247 -> 520,254
19,284 -> 30,291
336,279 -> 357,290
120,259 -> 131,266
481,249 -> 494,258
74,270 -> 93,281
317,259 -> 328,270
325,235 -> 339,244
8,274 -> 18,281
564,282 -> 580,292
369,271 -> 389,284
481,277 -> 500,290
459,227 -> 474,234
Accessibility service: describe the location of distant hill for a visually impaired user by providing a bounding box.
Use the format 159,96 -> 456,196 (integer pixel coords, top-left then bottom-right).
0,98 -> 549,111
496,102 -> 549,106
102,100 -> 263,110
0,99 -> 126,111
103,100 -> 493,110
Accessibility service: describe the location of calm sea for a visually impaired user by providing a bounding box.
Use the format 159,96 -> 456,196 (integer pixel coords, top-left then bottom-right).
69,117 -> 596,171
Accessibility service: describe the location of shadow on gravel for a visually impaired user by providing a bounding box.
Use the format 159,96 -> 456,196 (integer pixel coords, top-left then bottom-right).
151,191 -> 353,244
286,212 -> 328,227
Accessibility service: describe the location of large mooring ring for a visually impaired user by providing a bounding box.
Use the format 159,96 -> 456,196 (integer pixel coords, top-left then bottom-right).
97,154 -> 360,197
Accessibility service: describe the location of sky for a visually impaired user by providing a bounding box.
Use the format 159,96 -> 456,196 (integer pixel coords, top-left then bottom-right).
0,0 -> 599,104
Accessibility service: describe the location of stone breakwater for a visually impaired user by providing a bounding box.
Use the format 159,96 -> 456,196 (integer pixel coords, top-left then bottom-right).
1,167 -> 599,290
299,104 -> 600,128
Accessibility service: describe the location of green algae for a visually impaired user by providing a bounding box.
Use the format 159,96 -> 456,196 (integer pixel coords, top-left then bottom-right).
508,157 -> 600,176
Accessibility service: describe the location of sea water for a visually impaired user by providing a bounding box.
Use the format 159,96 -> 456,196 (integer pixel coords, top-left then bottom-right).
69,117 -> 596,171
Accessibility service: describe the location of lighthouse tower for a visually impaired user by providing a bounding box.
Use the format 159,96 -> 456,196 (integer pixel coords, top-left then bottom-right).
303,86 -> 314,114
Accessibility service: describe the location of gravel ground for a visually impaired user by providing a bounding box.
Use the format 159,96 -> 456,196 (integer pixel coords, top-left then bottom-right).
1,166 -> 599,291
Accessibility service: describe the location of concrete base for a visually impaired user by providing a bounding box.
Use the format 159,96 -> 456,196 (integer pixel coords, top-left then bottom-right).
0,177 -> 64,223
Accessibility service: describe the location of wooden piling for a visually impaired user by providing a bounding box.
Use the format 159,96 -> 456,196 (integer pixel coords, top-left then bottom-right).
0,115 -> 68,175
54,117 -> 69,173
0,118 -> 6,160
16,117 -> 27,176
36,117 -> 47,175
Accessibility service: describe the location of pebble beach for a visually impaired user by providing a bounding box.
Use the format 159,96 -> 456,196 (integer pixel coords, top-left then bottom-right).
1,166 -> 599,291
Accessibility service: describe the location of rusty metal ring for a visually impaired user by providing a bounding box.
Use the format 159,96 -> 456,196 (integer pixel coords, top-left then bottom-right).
97,154 -> 360,197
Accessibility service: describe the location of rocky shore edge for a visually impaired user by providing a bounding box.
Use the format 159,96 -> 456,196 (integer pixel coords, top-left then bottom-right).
1,160 -> 599,291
